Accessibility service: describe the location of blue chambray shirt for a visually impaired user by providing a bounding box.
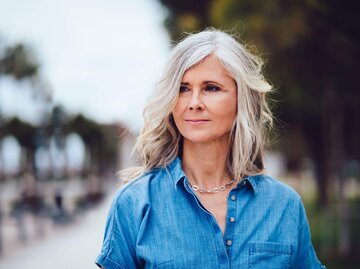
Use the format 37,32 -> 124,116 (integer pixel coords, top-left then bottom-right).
95,157 -> 326,269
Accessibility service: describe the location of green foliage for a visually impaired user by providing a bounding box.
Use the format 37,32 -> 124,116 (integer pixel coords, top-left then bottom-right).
305,197 -> 360,268
0,44 -> 38,79
159,0 -> 212,40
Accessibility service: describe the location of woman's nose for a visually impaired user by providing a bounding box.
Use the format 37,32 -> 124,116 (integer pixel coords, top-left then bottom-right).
188,91 -> 204,110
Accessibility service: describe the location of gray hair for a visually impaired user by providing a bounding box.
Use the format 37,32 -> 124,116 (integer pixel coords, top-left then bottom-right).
121,28 -> 273,181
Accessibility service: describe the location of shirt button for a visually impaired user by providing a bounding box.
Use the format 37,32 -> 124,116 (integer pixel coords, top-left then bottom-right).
242,180 -> 247,186
230,195 -> 236,201
230,217 -> 236,223
226,240 -> 233,246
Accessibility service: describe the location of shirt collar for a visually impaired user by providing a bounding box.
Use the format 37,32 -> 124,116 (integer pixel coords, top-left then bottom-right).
166,156 -> 186,188
166,156 -> 260,194
239,175 -> 259,194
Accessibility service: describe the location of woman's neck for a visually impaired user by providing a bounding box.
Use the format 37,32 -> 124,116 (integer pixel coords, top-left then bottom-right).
181,138 -> 231,188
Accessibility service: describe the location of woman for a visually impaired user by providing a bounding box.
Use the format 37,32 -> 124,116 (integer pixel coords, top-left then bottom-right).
95,29 -> 326,269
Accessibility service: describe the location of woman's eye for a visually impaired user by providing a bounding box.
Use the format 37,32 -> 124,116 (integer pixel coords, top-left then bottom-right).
179,85 -> 189,93
205,85 -> 220,92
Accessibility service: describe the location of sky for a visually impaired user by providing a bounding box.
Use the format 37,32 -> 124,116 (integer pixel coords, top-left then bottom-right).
0,0 -> 170,131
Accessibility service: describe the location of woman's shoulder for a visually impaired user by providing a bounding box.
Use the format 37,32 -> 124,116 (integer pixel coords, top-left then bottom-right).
251,174 -> 306,223
252,174 -> 302,202
111,166 -> 171,209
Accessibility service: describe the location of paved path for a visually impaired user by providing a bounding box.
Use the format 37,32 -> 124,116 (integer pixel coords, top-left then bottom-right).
0,194 -> 112,268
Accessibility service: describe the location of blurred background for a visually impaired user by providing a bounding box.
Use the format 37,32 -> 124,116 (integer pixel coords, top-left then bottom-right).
0,0 -> 358,268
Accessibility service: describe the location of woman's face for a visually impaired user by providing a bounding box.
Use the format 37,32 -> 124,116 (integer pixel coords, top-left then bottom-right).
172,54 -> 237,144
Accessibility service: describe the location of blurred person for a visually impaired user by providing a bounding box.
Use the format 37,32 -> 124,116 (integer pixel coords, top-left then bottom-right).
54,187 -> 63,212
95,29 -> 326,269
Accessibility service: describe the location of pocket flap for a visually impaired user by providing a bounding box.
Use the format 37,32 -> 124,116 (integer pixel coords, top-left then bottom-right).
249,242 -> 292,255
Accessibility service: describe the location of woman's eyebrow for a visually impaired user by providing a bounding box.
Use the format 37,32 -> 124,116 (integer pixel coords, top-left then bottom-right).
202,80 -> 224,87
180,80 -> 226,87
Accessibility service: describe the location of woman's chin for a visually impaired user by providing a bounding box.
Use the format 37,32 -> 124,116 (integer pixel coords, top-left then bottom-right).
182,134 -> 229,145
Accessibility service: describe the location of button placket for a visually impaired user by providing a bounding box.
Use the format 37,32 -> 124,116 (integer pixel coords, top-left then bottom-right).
182,176 -> 232,268
224,189 -> 238,261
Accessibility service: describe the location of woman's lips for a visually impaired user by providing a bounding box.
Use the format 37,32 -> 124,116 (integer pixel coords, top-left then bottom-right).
185,119 -> 210,125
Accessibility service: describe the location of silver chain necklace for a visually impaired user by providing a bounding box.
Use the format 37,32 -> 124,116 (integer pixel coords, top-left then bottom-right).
188,179 -> 237,194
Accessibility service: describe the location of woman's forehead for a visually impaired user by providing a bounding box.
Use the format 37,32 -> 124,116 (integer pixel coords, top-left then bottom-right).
181,55 -> 235,84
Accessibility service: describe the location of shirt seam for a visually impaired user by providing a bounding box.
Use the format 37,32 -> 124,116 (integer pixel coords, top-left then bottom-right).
105,200 -> 137,269
104,255 -> 127,269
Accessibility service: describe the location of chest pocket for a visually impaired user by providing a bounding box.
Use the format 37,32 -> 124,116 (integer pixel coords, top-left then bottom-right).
248,242 -> 292,269
152,261 -> 203,269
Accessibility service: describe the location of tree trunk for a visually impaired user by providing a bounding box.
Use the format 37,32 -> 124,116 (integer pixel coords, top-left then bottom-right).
322,84 -> 349,256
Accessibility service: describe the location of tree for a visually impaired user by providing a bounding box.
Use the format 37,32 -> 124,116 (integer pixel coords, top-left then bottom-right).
2,117 -> 39,176
0,40 -> 49,256
64,114 -> 118,177
0,43 -> 38,79
0,42 -> 40,180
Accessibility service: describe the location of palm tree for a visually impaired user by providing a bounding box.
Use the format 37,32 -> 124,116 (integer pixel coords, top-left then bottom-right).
0,40 -> 43,256
0,42 -> 39,179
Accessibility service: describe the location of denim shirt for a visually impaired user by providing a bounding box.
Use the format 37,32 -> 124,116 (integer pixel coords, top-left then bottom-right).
96,157 -> 326,269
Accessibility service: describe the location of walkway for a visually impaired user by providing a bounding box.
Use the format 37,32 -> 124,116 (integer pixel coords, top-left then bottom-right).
0,193 -> 112,268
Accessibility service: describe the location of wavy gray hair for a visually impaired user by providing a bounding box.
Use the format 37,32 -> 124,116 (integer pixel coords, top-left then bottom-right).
121,28 -> 273,181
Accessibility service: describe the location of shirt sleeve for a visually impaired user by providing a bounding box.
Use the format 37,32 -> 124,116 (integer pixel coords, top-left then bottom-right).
295,198 -> 326,269
95,192 -> 139,269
